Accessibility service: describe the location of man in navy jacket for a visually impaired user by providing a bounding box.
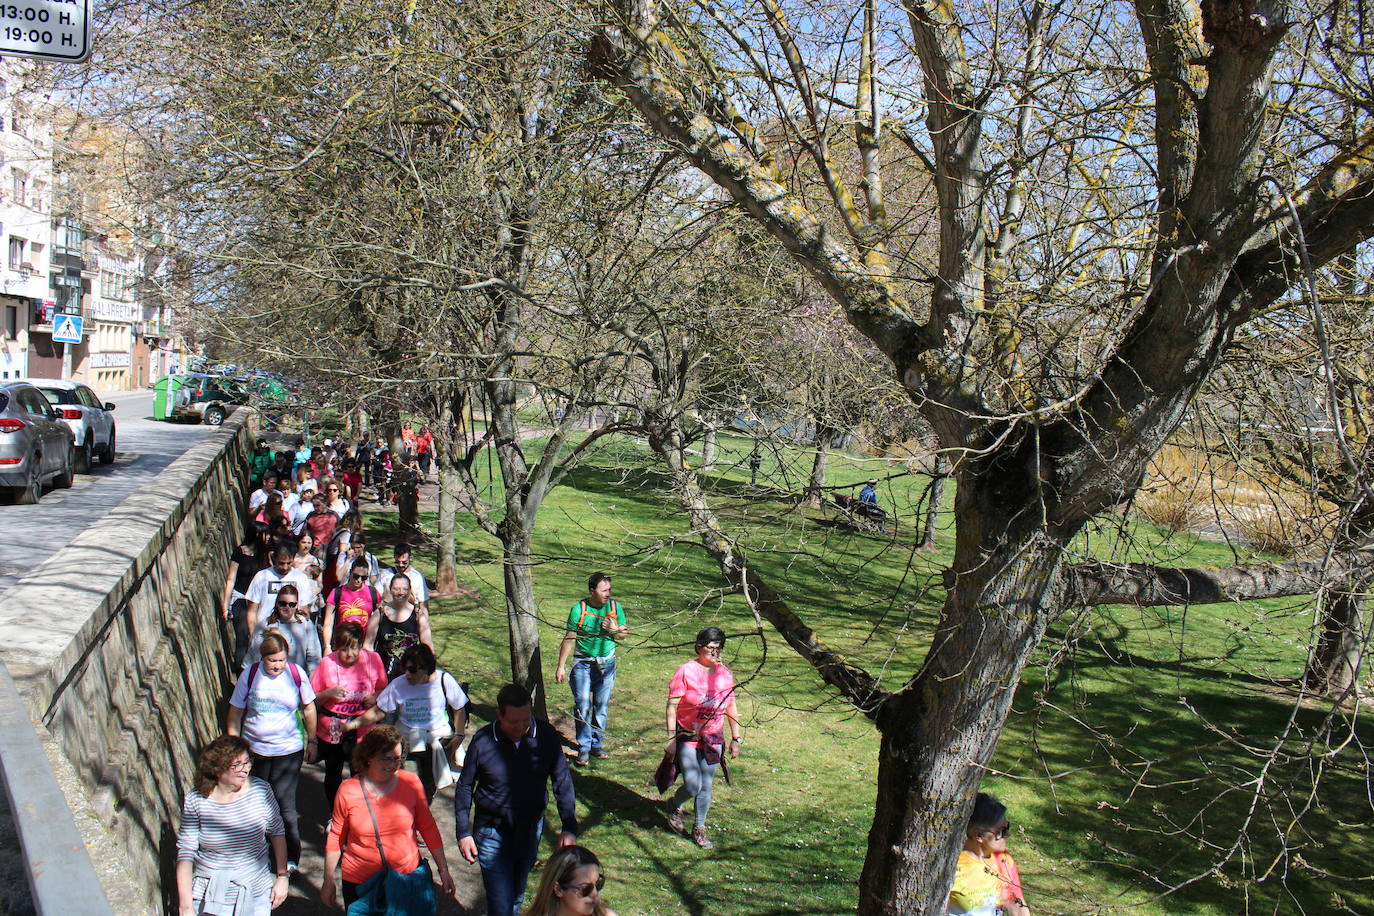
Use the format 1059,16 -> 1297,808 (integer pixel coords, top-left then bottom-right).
455,683 -> 578,915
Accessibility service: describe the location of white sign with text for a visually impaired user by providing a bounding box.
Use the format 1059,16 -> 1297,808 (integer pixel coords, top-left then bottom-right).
0,0 -> 88,63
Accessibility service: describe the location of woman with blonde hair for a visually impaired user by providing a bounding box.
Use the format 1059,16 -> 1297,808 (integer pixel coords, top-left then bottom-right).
526,845 -> 616,916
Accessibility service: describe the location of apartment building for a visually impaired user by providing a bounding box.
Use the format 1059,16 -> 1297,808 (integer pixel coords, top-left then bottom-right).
50,108 -> 186,389
0,61 -> 54,380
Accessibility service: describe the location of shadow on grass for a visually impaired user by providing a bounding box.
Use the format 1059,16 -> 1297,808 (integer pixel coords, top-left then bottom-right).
1003,621 -> 1374,916
574,769 -> 854,916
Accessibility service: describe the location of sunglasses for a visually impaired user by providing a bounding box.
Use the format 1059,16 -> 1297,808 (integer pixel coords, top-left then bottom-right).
327,487 -> 340,492
351,571 -> 366,579
277,601 -> 298,608
561,876 -> 606,897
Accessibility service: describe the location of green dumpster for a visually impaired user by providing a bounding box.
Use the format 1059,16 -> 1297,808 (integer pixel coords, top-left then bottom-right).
151,374 -> 189,420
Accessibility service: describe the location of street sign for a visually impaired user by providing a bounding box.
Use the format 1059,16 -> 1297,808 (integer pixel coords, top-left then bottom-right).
0,1 -> 90,63
51,313 -> 82,343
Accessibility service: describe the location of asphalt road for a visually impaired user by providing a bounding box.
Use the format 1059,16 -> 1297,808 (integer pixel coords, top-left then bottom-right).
0,388 -> 219,594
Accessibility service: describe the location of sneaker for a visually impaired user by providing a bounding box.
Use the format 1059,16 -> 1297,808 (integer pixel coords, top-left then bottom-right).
667,808 -> 684,832
575,751 -> 590,767
591,747 -> 609,759
286,861 -> 301,875
692,826 -> 712,849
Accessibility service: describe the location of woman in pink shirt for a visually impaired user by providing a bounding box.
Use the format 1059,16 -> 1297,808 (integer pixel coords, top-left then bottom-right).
310,622 -> 388,812
663,626 -> 742,849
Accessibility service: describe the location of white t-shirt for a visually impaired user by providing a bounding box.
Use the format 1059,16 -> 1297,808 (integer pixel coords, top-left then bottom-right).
248,487 -> 274,511
244,566 -> 317,610
376,567 -> 429,603
230,663 -> 317,756
376,671 -> 467,732
289,502 -> 313,533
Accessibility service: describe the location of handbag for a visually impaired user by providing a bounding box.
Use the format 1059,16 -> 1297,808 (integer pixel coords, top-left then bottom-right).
346,777 -> 438,916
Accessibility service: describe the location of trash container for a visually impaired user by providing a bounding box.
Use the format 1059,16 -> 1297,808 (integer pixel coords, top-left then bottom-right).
152,374 -> 188,420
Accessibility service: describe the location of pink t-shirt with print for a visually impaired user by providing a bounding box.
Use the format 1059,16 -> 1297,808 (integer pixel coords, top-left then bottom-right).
310,649 -> 388,744
670,659 -> 737,739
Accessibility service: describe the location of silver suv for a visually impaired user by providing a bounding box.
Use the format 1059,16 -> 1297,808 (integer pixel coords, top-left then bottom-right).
24,378 -> 117,473
0,381 -> 75,504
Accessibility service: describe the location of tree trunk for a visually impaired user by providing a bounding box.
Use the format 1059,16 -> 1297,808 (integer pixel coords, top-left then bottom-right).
484,282 -> 549,714
858,467 -> 1067,916
397,471 -> 421,543
434,395 -> 462,597
806,422 -> 833,508
916,456 -> 944,551
1305,591 -> 1366,697
434,460 -> 461,596
701,424 -> 718,470
1304,499 -> 1374,697
500,521 -> 548,719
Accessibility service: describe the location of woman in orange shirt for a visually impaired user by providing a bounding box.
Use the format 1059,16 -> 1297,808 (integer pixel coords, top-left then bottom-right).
320,725 -> 456,912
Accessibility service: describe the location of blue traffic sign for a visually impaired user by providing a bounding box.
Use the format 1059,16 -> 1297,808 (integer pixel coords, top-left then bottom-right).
52,313 -> 83,344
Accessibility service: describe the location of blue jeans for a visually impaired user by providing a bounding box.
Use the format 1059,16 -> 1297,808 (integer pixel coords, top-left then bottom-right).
569,655 -> 616,754
475,820 -> 543,916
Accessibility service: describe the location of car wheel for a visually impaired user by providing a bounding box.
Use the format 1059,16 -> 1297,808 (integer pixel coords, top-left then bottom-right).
56,449 -> 75,489
75,439 -> 92,474
100,428 -> 116,464
204,406 -> 226,426
15,468 -> 41,505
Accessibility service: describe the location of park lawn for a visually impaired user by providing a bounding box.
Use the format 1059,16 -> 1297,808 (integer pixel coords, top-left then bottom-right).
364,431 -> 1372,916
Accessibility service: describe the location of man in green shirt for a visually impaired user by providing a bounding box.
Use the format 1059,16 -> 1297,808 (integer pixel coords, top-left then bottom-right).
555,572 -> 628,765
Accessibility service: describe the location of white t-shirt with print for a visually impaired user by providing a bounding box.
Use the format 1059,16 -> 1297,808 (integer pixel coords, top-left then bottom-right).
229,663 -> 317,756
244,566 -> 316,610
376,672 -> 466,732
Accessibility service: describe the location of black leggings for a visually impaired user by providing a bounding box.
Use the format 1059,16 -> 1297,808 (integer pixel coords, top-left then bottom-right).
318,731 -> 358,814
408,748 -> 438,804
228,598 -> 250,672
250,750 -> 303,863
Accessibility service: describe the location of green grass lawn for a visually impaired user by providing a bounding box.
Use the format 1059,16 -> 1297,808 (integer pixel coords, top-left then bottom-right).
364,431 -> 1372,916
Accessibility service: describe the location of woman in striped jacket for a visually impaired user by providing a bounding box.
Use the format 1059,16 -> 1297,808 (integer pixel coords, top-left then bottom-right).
175,735 -> 288,915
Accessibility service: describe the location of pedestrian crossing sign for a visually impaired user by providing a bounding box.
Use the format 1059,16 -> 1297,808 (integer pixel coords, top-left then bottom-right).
52,314 -> 83,344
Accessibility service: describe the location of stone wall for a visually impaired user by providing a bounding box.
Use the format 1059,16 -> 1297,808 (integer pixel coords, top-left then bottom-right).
0,411 -> 254,914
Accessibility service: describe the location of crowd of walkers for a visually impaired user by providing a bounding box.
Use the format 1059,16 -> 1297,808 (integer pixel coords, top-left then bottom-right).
178,430 -> 1031,915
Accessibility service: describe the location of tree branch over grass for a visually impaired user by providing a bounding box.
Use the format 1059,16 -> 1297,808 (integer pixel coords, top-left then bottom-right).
1067,551 -> 1374,608
644,408 -> 892,715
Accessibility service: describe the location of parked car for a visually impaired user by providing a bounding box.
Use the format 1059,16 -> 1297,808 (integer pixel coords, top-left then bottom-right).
23,378 -> 117,473
187,374 -> 251,425
151,373 -> 250,425
0,381 -> 75,504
